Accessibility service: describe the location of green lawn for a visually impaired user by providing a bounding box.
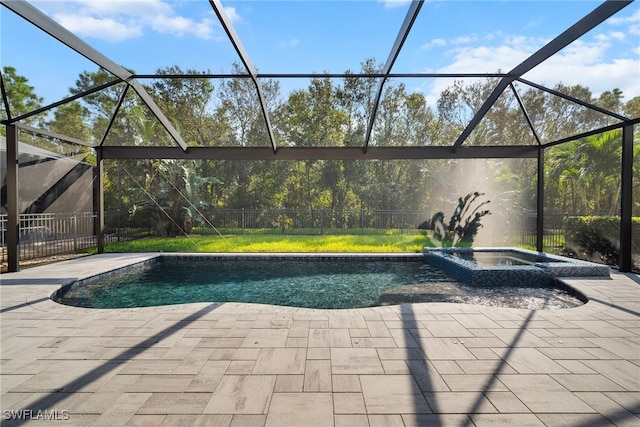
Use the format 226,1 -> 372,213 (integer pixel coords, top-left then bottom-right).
101,234 -> 434,253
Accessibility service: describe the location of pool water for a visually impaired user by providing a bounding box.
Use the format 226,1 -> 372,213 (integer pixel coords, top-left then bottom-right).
452,250 -> 554,266
54,258 -> 584,310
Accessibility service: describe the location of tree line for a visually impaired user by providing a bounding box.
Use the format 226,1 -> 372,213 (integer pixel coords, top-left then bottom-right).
2,62 -> 639,236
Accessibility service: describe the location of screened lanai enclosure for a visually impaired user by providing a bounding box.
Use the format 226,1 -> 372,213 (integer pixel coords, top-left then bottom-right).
1,0 -> 639,273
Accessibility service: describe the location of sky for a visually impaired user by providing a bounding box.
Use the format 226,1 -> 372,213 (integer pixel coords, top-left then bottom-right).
1,0 -> 639,110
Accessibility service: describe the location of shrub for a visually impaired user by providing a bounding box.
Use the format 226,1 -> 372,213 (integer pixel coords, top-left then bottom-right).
564,216 -> 640,265
419,192 -> 491,247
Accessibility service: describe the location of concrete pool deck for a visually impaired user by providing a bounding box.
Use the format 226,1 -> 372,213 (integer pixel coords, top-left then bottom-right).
1,253 -> 638,426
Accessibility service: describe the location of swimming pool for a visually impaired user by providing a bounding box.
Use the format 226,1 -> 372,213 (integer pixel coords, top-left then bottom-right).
52,254 -> 585,310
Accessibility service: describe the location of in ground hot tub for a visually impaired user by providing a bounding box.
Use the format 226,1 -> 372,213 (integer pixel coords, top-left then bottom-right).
423,247 -> 610,287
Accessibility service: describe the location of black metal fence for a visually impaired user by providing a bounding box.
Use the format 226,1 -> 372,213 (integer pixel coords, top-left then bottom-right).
199,208 -> 432,235
511,212 -> 566,250
1,209 -> 566,266
1,212 -> 95,264
0,211 -> 153,265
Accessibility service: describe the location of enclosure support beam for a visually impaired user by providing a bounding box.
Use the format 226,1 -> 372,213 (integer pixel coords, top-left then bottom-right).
101,145 -> 538,161
536,147 -> 544,253
209,0 -> 277,154
510,83 -> 542,145
96,148 -> 105,254
363,0 -> 423,153
6,124 -> 19,272
16,123 -> 95,148
619,125 -> 633,272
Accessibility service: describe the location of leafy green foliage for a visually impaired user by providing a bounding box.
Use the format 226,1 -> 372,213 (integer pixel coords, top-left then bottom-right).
563,216 -> 640,265
3,64 -> 639,241
1,66 -> 44,136
420,192 -> 491,247
546,131 -> 622,215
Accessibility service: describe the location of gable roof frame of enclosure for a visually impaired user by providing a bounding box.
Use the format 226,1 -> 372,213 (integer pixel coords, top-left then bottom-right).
1,0 -> 638,272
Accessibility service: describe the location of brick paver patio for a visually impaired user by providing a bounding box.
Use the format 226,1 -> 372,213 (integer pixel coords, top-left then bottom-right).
1,253 -> 638,426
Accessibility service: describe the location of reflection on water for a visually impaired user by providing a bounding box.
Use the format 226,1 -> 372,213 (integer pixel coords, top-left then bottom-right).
452,250 -> 552,266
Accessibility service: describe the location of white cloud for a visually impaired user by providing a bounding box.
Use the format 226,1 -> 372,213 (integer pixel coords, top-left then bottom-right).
279,38 -> 300,49
223,6 -> 241,24
53,13 -> 143,42
610,31 -> 626,41
525,54 -> 640,100
595,31 -> 627,43
608,9 -> 640,35
419,31 -> 639,107
93,0 -> 173,17
420,38 -> 446,50
450,35 -> 477,45
436,35 -> 542,73
380,0 -> 411,10
36,0 -> 222,42
150,14 -> 216,39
